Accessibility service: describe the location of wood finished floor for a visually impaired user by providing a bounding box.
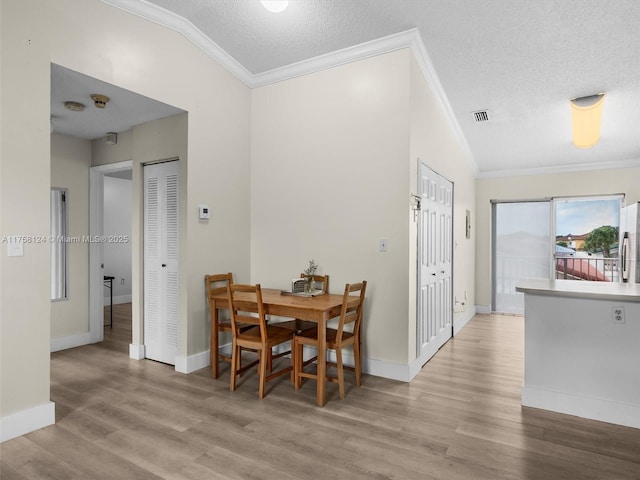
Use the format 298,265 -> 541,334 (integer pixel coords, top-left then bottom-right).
1,304 -> 639,479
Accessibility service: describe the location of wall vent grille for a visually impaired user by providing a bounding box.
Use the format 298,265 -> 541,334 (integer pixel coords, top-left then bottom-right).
473,110 -> 490,122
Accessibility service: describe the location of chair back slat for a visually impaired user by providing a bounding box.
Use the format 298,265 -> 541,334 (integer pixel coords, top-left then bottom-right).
227,283 -> 267,340
205,272 -> 234,298
205,272 -> 233,321
335,281 -> 367,344
299,273 -> 329,293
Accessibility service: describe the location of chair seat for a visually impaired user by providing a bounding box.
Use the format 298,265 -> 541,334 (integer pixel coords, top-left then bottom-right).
236,324 -> 294,347
295,326 -> 355,347
220,319 -> 253,333
273,319 -> 317,333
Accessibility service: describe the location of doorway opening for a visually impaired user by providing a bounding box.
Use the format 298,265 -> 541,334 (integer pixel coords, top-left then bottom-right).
89,161 -> 133,345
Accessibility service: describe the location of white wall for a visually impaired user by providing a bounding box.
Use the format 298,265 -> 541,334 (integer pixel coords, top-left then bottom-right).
1,0 -> 250,440
475,166 -> 640,309
251,51 -> 411,370
103,175 -> 132,304
408,56 -> 477,346
251,49 -> 476,377
50,134 -> 90,340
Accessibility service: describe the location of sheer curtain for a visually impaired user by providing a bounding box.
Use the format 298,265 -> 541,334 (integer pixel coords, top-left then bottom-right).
492,201 -> 551,314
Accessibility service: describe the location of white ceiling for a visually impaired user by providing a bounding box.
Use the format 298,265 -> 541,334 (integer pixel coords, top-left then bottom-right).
57,0 -> 640,177
51,64 -> 184,141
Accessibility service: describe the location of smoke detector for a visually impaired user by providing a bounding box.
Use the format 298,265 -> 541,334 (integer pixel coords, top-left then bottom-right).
64,101 -> 85,112
91,94 -> 110,108
105,132 -> 118,145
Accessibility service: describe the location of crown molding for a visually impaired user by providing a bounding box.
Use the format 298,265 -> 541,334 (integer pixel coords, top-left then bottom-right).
252,28 -> 479,175
406,31 -> 480,176
98,0 -> 253,86
99,1 -> 478,174
477,157 -> 640,179
251,29 -> 416,88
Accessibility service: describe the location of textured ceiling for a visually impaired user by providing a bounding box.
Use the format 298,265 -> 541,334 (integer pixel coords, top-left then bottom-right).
51,64 -> 184,141
55,0 -> 640,176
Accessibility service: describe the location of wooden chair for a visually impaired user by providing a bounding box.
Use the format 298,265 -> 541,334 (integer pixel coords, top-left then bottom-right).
275,273 -> 330,333
302,273 -> 329,294
228,283 -> 295,399
293,281 -> 367,400
205,272 -> 256,378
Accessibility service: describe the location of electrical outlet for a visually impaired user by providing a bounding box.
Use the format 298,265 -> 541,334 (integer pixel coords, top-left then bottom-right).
612,306 -> 625,324
120,277 -> 125,285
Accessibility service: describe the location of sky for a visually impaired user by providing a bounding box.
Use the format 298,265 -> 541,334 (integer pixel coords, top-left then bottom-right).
555,199 -> 620,236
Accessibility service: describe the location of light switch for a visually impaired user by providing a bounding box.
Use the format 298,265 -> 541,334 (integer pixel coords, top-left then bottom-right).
379,238 -> 388,252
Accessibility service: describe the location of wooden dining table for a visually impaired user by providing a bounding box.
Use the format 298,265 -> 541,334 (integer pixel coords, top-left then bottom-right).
210,288 -> 357,407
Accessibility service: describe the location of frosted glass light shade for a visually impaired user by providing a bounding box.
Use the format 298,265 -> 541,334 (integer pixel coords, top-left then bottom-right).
260,1 -> 289,13
570,93 -> 605,148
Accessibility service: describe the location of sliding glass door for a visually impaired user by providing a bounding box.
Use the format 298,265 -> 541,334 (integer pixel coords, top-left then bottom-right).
492,195 -> 624,314
554,196 -> 622,282
492,201 -> 551,314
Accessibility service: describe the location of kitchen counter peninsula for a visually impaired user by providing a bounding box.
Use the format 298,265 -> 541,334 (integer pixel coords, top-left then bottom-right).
516,279 -> 640,429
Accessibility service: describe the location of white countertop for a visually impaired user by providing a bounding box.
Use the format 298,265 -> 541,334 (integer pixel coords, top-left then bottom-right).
515,279 -> 640,302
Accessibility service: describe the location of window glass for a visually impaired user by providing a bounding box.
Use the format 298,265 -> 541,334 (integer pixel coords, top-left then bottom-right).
51,188 -> 67,300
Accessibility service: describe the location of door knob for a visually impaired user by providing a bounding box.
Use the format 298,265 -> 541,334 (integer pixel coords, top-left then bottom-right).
162,264 -> 167,267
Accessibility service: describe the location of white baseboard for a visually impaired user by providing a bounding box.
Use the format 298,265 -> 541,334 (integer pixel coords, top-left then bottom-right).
189,343 -> 414,382
104,294 -> 132,305
202,324 -> 481,384
453,306 -> 476,335
129,343 -> 145,360
475,304 -> 492,315
175,350 -> 210,374
522,386 -> 640,429
51,332 -> 92,352
1,401 -> 55,443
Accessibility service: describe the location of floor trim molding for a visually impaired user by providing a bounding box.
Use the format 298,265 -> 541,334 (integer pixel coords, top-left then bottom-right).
522,386 -> 640,429
454,306 -> 477,336
129,343 -> 145,360
1,402 -> 55,443
51,332 -> 92,352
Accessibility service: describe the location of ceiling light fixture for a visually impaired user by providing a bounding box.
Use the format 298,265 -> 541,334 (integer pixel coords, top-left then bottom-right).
260,0 -> 288,13
91,94 -> 110,108
569,93 -> 605,148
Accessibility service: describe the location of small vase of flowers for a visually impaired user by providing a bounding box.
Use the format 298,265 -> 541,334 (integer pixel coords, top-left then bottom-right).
303,259 -> 318,293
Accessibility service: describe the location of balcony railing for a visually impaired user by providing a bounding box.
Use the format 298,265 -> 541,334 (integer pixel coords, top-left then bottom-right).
555,256 -> 618,282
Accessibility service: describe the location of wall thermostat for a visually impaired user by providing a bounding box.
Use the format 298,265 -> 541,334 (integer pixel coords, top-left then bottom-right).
198,204 -> 210,220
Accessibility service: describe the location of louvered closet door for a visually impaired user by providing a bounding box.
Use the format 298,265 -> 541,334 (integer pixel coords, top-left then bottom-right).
144,160 -> 179,365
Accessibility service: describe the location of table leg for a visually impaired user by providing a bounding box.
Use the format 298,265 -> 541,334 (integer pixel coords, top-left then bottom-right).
211,301 -> 220,379
316,314 -> 326,407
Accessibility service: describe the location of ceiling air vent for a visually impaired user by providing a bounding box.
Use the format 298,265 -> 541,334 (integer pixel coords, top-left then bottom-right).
472,110 -> 490,123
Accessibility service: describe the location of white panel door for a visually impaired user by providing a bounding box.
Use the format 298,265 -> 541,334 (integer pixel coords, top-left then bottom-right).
144,161 -> 179,365
418,163 -> 453,365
